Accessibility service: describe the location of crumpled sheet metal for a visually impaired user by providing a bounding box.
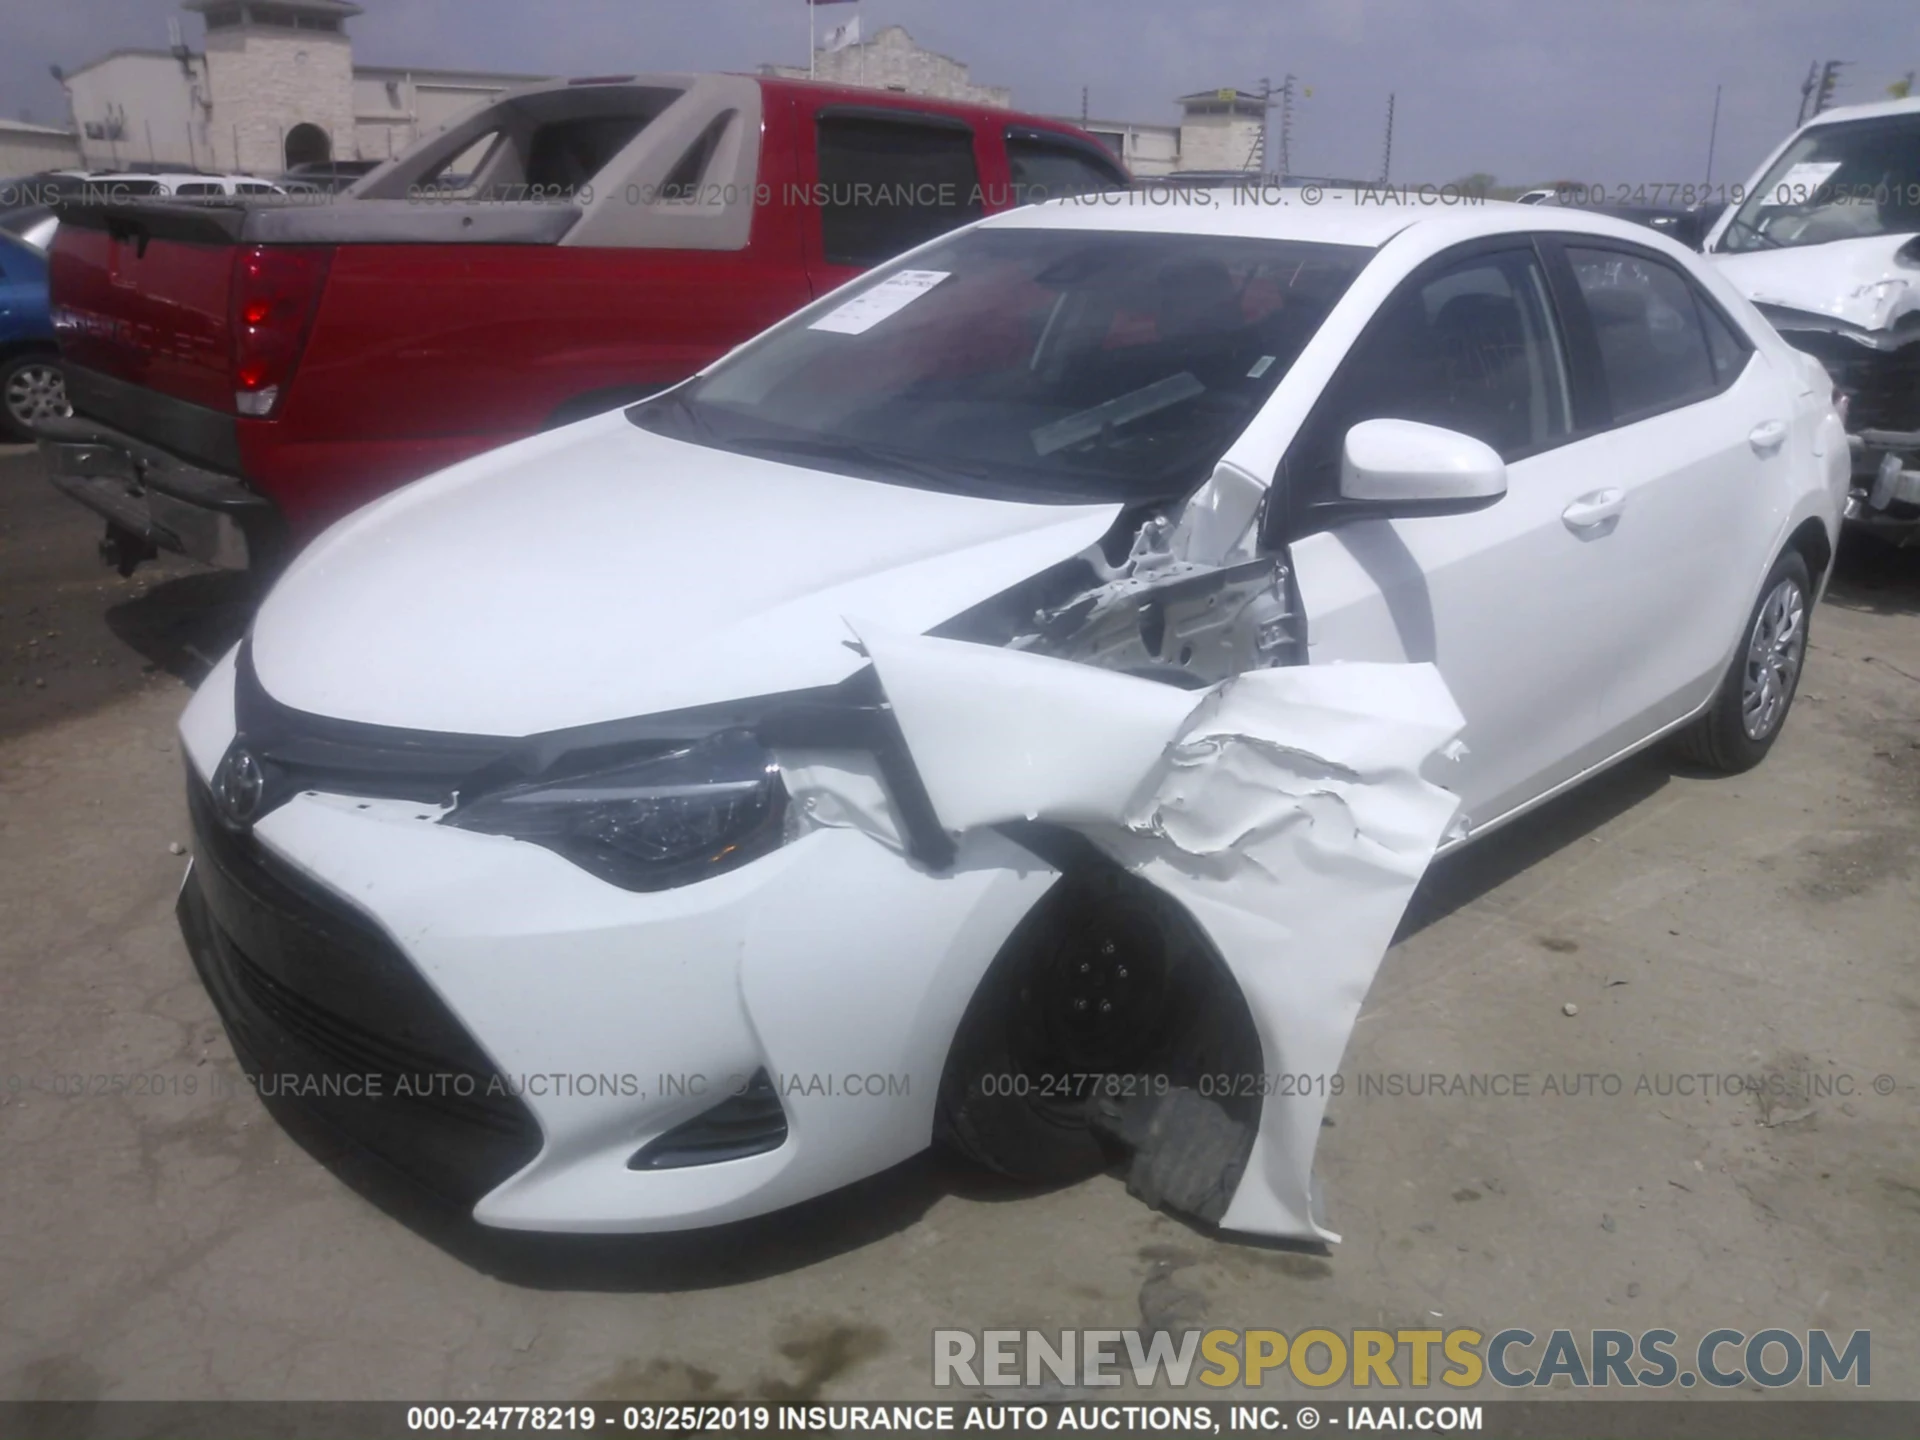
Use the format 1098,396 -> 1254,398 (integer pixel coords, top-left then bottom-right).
850,624 -> 1466,1243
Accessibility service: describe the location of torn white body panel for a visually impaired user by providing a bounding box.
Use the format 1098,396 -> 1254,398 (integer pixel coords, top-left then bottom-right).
855,626 -> 1464,1242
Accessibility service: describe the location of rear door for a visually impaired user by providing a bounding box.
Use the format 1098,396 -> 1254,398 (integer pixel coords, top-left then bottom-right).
1546,237 -> 1789,753
797,101 -> 988,295
1283,239 -> 1627,831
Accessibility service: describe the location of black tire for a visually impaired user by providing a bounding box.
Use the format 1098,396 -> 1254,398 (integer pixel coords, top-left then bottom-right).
935,865 -> 1262,1183
1673,548 -> 1812,773
0,350 -> 70,441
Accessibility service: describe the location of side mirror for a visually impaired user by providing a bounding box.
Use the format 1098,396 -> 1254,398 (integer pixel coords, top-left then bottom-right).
1340,418 -> 1508,516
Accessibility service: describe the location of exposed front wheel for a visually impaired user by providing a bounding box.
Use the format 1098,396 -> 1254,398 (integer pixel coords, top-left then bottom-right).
935,865 -> 1262,1184
0,352 -> 71,440
1674,549 -> 1812,773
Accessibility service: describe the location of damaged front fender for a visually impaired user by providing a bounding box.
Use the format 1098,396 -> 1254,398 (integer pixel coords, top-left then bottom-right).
836,625 -> 1466,1243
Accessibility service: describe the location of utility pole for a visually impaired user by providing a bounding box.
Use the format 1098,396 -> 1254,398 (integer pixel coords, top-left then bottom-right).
1381,92 -> 1396,183
1277,74 -> 1296,179
1705,84 -> 1721,182
1255,77 -> 1271,174
1812,60 -> 1848,117
1796,60 -> 1818,126
1081,85 -> 1089,125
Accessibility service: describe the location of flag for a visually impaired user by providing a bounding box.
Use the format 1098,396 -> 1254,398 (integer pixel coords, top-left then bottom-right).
822,15 -> 861,51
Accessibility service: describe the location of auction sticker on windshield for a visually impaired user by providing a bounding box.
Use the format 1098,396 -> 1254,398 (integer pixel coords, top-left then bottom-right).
810,270 -> 950,334
1774,160 -> 1843,193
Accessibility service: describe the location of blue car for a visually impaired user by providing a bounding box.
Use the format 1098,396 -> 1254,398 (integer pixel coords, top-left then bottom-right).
0,228 -> 68,440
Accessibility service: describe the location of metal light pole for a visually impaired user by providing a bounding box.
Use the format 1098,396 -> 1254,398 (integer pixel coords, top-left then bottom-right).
1381,92 -> 1395,183
1705,85 -> 1721,182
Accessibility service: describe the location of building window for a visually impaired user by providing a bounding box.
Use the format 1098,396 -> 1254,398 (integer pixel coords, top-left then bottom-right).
203,4 -> 242,28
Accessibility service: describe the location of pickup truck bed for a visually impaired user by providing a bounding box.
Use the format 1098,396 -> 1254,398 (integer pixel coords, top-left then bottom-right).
41,73 -> 1127,571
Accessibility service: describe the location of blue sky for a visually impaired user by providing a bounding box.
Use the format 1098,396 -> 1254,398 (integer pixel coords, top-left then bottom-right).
5,0 -> 1914,186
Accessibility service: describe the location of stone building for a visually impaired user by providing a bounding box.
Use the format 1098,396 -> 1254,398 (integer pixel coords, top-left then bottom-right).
762,25 -> 1012,108
57,0 -> 542,175
50,2 -> 1269,186
1170,89 -> 1269,172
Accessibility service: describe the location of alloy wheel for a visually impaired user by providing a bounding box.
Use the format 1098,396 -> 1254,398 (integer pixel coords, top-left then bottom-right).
4,361 -> 71,432
1740,577 -> 1807,741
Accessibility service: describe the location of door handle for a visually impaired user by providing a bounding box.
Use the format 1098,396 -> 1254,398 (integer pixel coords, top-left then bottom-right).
1748,419 -> 1789,454
1562,488 -> 1625,530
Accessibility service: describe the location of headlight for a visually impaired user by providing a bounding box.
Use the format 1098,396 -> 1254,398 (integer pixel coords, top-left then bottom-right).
443,729 -> 785,891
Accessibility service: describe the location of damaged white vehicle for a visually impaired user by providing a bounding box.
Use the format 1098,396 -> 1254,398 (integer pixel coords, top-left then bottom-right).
1705,96 -> 1920,542
177,197 -> 1845,1243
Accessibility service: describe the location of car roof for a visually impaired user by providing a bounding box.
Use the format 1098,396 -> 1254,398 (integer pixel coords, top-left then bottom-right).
1795,94 -> 1920,129
979,190 -> 1693,254
84,171 -> 270,185
0,228 -> 44,259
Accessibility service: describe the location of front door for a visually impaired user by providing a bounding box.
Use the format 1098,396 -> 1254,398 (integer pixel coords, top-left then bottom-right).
1281,239 -> 1624,831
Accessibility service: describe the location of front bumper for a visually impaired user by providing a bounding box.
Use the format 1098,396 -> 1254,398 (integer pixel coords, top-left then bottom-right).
177,775 -> 544,1206
1846,428 -> 1920,542
38,415 -> 279,569
176,651 -> 1056,1231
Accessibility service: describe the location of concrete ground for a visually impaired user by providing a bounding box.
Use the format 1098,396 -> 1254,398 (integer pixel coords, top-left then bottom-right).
1,442 -> 1916,1403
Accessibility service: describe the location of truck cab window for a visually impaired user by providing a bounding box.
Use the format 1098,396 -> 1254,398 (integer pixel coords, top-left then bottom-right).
1005,135 -> 1127,203
816,115 -> 984,267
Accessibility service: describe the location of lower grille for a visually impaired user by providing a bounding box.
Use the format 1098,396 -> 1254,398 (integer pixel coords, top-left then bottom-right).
179,772 -> 542,1205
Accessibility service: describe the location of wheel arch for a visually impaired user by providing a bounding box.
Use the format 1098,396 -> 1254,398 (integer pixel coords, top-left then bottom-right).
1785,515 -> 1834,594
934,821 -> 1267,1195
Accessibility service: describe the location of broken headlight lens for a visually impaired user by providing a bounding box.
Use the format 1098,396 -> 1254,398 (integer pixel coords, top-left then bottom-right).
443,729 -> 785,891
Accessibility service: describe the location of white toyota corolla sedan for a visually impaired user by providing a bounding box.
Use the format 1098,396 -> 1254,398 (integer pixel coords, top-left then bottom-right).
176,194 -> 1847,1244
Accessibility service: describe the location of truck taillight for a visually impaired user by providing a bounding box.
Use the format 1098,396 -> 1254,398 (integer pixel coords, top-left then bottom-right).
230,245 -> 331,418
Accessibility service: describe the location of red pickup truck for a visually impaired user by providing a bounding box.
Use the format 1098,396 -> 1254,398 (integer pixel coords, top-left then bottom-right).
39,74 -> 1126,572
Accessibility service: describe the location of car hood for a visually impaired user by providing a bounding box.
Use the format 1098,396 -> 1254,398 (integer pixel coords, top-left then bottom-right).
250,411 -> 1121,735
1711,234 -> 1920,334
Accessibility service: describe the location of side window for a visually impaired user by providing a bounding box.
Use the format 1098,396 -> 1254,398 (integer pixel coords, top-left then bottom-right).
1005,134 -> 1127,204
656,111 -> 735,202
1695,292 -> 1753,385
1565,247 -> 1719,420
816,115 -> 984,268
1287,246 -> 1573,512
172,182 -> 221,197
236,182 -> 277,195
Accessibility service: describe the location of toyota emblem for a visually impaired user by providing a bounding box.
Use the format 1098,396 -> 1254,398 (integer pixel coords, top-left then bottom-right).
212,746 -> 266,826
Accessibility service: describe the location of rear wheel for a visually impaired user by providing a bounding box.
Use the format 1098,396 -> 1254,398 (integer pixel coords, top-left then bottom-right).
1674,549 -> 1812,773
935,865 -> 1262,1183
0,351 -> 70,440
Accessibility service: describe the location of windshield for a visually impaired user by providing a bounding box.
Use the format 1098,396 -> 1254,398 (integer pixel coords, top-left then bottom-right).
1719,112 -> 1920,253
629,226 -> 1371,503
